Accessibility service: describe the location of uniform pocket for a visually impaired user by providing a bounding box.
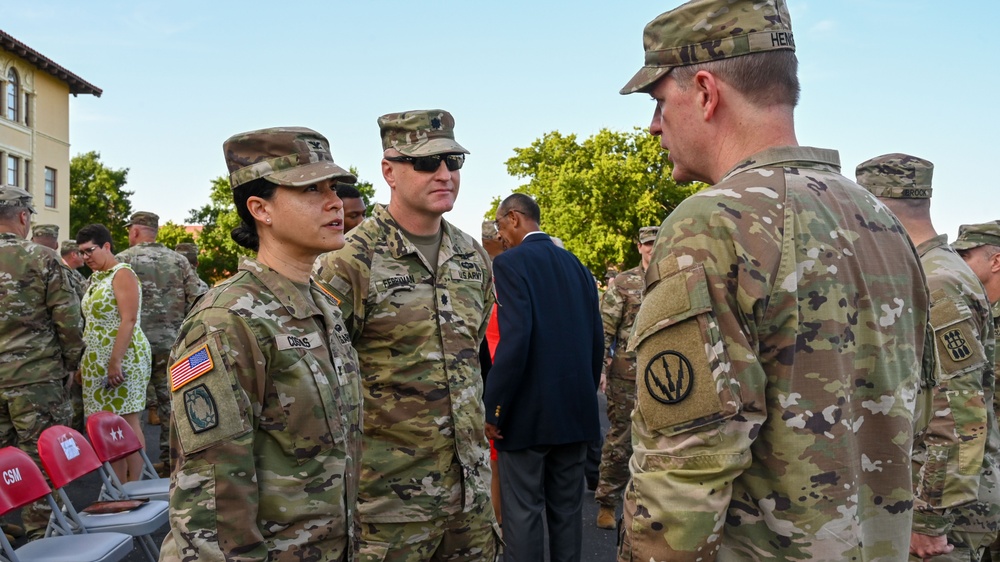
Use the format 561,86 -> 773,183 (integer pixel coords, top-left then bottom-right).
631,262 -> 740,436
269,352 -> 342,465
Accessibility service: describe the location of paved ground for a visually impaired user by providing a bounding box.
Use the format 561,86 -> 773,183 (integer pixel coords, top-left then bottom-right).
5,392 -> 620,561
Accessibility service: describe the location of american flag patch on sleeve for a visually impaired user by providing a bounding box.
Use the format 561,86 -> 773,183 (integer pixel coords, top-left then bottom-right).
170,344 -> 214,391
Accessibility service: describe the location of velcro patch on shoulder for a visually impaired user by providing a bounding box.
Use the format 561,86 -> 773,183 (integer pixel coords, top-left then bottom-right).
170,344 -> 214,391
171,333 -> 251,456
931,297 -> 986,378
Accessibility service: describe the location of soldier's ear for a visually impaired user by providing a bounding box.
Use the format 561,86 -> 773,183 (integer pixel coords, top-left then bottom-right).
990,251 -> 1000,273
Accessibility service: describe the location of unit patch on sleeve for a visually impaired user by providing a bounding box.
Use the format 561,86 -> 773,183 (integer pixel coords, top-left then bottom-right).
170,344 -> 214,391
183,384 -> 218,434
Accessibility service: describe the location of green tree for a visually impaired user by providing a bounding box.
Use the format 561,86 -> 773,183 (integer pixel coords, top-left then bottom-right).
156,221 -> 195,249
349,166 -> 377,217
502,128 -> 704,277
186,176 -> 251,284
70,151 -> 133,252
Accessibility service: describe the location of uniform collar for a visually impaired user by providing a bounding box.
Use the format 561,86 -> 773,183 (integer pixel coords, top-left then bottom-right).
915,233 -> 951,258
238,256 -> 329,320
367,203 -> 473,264
721,146 -> 841,183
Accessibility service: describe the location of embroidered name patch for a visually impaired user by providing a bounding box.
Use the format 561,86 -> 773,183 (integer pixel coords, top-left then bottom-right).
275,331 -> 322,351
170,344 -> 214,391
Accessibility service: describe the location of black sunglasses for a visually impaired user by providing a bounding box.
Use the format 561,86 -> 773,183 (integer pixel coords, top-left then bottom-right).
385,153 -> 465,173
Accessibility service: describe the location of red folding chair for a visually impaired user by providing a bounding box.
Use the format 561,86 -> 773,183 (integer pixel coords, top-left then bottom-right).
0,446 -> 133,562
37,425 -> 168,562
86,411 -> 168,502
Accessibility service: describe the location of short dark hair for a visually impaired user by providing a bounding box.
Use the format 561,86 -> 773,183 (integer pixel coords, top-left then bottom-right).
499,193 -> 540,224
335,183 -> 362,200
0,204 -> 29,221
231,178 -> 278,251
76,224 -> 114,252
672,50 -> 800,108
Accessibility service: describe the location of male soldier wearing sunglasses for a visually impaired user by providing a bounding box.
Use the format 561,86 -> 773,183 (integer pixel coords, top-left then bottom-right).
315,110 -> 498,561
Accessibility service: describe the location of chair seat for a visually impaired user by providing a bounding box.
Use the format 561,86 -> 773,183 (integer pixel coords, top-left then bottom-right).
76,499 -> 169,536
14,532 -> 133,562
121,478 -> 169,501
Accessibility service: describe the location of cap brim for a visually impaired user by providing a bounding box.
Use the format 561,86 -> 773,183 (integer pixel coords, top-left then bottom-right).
265,161 -> 357,187
951,240 -> 983,251
397,138 -> 470,157
620,65 -> 671,95
639,237 -> 656,244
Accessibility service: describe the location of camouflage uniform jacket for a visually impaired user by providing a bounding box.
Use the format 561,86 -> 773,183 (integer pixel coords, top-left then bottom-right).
314,203 -> 495,523
116,243 -> 205,355
0,233 -> 84,387
160,258 -> 362,562
63,265 -> 88,302
622,147 -> 932,561
911,235 -> 1000,537
601,265 -> 644,380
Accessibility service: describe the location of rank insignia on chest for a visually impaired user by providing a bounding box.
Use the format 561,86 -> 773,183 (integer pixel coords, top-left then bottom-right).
170,343 -> 214,391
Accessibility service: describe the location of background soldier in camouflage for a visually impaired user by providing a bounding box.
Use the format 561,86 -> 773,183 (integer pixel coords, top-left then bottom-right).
858,154 -> 1000,561
594,225 -> 657,530
60,239 -> 89,301
174,242 -> 210,293
953,221 -> 1000,562
30,223 -> 58,250
0,186 -> 82,539
116,210 -> 204,471
59,239 -> 88,432
160,127 -> 362,562
315,110 -> 498,561
617,1 -> 932,559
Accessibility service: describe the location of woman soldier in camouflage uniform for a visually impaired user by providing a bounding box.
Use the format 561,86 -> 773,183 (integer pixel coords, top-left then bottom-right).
159,127 -> 363,562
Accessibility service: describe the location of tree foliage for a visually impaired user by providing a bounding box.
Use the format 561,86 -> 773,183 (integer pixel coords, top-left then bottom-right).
501,128 -> 704,277
156,221 -> 195,249
69,151 -> 133,252
349,167 -> 377,217
185,176 -> 251,284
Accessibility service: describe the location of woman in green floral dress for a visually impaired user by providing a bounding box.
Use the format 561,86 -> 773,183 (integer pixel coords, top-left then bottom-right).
76,223 -> 151,483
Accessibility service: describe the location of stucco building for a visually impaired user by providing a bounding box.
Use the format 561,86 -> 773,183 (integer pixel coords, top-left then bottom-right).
0,29 -> 101,241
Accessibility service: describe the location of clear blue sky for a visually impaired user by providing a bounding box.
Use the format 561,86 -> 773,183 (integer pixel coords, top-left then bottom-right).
6,1 -> 999,242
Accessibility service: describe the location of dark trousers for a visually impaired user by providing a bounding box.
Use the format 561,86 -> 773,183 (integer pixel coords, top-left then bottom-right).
498,442 -> 587,562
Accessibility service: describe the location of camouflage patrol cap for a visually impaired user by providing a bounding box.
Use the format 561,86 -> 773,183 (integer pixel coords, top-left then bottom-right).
482,220 -> 498,241
174,242 -> 199,265
0,185 -> 35,213
378,110 -> 469,157
952,221 -> 1000,251
126,211 -> 160,228
223,127 -> 357,189
855,153 -> 933,199
639,226 -> 660,244
60,240 -> 79,256
32,224 -> 59,239
621,0 -> 795,95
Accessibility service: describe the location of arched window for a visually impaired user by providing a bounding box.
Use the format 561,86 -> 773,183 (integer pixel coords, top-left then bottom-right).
6,68 -> 18,122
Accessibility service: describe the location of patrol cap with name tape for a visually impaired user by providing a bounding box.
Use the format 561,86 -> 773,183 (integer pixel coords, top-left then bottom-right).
224,127 -> 357,189
952,221 -> 1000,251
32,224 -> 58,238
126,211 -> 159,228
855,153 -> 933,199
621,0 -> 796,95
0,185 -> 35,213
639,226 -> 660,244
378,109 -> 469,157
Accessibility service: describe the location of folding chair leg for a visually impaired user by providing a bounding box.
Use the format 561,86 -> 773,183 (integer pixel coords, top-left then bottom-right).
138,533 -> 160,562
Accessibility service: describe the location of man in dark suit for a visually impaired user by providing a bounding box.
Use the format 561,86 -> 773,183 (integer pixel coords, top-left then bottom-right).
485,193 -> 603,562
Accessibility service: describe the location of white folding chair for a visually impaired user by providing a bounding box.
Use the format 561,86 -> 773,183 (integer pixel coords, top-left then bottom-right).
37,425 -> 168,562
0,446 -> 133,562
